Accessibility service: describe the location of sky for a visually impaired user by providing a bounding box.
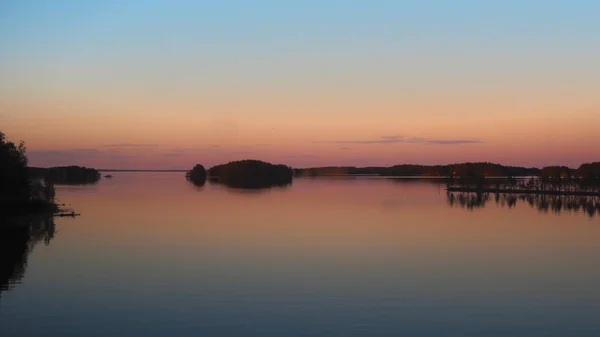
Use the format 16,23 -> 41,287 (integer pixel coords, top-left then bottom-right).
1,0 -> 599,169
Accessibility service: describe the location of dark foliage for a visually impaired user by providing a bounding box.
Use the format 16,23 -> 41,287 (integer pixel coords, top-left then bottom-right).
0,199 -> 59,217
186,164 -> 207,185
208,160 -> 293,189
447,175 -> 600,196
0,131 -> 67,215
577,162 -> 600,186
541,166 -> 572,178
294,162 -> 541,177
29,166 -> 101,185
0,132 -> 29,202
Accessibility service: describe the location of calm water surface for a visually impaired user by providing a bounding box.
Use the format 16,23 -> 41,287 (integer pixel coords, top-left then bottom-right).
1,172 -> 599,336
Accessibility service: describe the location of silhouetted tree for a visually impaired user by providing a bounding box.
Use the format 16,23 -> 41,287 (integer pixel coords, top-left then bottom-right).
541,166 -> 573,179
0,131 -> 60,215
577,162 -> 600,186
186,164 -> 207,185
0,132 -> 29,202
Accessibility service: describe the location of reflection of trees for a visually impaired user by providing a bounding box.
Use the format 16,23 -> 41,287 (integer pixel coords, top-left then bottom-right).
186,176 -> 206,189
206,177 -> 292,192
0,217 -> 56,297
447,192 -> 600,218
186,164 -> 207,186
447,192 -> 491,210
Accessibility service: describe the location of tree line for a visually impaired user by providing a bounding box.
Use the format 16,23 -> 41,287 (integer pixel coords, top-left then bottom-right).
294,162 -> 600,179
294,162 -> 540,177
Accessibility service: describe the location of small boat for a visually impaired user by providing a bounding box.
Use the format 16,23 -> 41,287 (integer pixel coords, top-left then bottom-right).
104,174 -> 113,178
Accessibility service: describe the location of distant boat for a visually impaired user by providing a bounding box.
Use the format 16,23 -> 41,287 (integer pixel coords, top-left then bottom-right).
104,174 -> 113,178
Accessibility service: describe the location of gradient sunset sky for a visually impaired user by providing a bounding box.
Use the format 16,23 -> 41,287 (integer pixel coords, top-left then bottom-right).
1,1 -> 599,169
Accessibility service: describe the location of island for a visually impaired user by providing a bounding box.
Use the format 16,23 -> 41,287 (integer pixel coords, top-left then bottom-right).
186,164 -> 207,186
200,160 -> 293,189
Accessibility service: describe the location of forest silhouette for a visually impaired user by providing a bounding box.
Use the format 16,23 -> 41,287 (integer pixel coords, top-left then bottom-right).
0,132 -> 100,216
188,160 -> 293,189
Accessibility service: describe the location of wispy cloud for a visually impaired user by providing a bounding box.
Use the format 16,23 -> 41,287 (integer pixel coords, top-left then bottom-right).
425,139 -> 482,144
105,143 -> 159,148
314,135 -> 405,144
281,154 -> 318,159
315,135 -> 482,145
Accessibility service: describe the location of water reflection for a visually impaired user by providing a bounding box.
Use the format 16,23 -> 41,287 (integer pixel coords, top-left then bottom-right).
447,192 -> 600,217
205,177 -> 293,191
186,175 -> 206,189
3,174 -> 600,337
0,217 -> 56,296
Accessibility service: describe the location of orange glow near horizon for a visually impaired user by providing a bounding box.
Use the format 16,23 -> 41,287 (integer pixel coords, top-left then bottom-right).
3,94 -> 599,169
2,2 -> 599,169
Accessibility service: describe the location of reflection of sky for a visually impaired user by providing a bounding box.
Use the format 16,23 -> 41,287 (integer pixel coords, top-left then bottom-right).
1,174 -> 600,336
2,1 -> 600,168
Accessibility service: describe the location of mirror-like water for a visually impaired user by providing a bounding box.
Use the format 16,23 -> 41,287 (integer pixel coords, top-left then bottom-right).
1,172 -> 599,337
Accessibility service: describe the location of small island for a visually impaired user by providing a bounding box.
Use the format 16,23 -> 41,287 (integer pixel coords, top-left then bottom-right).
186,164 -> 207,186
188,160 -> 293,189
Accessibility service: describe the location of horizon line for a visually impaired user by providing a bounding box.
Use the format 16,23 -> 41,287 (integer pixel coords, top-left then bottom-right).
28,161 -> 595,171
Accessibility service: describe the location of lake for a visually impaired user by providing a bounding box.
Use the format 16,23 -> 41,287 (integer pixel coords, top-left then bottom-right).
1,172 -> 599,337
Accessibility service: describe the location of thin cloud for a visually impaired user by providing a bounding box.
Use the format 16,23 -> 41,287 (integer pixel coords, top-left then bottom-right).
281,154 -> 318,159
405,137 -> 427,144
426,139 -> 482,144
315,135 -> 482,145
105,143 -> 159,148
405,137 -> 482,144
313,135 -> 405,144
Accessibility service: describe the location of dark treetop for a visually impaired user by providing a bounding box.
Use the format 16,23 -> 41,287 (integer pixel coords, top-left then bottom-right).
207,160 -> 293,189
294,162 -> 541,177
186,164 -> 207,186
29,166 -> 101,185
